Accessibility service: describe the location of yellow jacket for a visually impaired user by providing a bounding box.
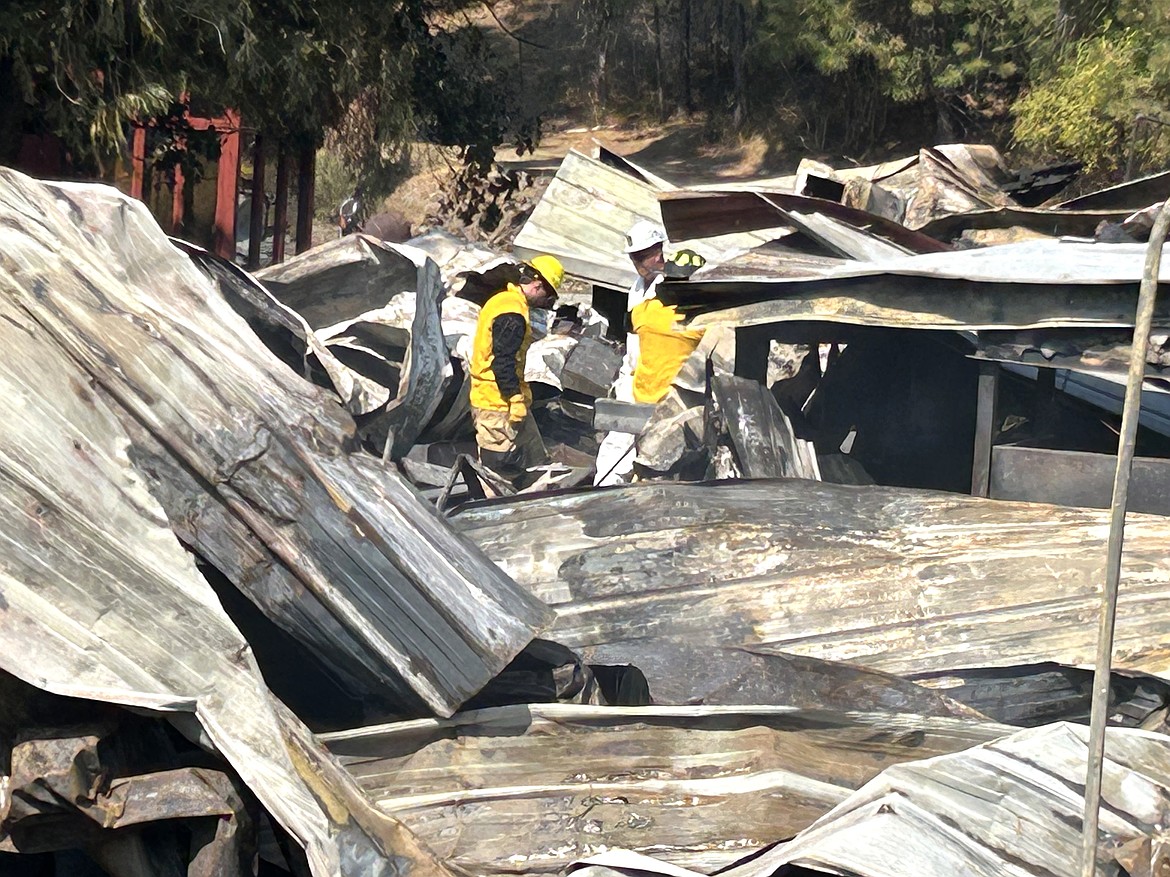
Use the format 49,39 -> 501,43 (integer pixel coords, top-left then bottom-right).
470,284 -> 532,411
631,297 -> 704,403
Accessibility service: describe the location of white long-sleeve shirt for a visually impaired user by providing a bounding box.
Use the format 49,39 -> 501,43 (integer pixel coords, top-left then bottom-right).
613,273 -> 661,402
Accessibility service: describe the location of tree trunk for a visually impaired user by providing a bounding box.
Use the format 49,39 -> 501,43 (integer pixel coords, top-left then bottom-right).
654,1 -> 666,121
597,39 -> 609,111
681,0 -> 694,114
731,1 -> 748,130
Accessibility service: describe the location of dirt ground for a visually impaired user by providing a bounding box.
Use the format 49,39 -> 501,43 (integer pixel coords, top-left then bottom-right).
376,116 -> 784,252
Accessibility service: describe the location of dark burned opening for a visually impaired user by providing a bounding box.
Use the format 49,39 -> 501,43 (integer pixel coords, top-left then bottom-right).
197,563 -> 374,732
739,324 -> 981,493
736,321 -> 1170,502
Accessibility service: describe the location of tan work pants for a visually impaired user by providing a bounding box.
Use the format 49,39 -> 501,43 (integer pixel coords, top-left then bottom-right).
471,407 -> 547,480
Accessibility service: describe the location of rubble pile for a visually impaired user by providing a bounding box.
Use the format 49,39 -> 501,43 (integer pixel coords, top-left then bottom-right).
3,140 -> 1170,877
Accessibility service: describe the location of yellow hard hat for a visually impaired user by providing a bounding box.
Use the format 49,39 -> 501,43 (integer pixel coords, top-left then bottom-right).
528,254 -> 565,295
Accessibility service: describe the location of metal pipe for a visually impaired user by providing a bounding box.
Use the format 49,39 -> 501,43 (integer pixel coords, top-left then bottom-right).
1079,200 -> 1170,877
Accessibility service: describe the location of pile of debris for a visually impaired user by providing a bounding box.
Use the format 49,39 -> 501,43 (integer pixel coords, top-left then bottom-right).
3,138 -> 1170,877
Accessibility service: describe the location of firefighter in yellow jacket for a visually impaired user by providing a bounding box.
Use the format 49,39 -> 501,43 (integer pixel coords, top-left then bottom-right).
470,255 -> 564,479
595,222 -> 705,485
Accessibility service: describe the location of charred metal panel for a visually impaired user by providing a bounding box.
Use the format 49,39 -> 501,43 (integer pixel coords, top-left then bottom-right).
322,704 -> 1006,875
990,445 -> 1170,516
574,723 -> 1170,877
454,479 -> 1170,682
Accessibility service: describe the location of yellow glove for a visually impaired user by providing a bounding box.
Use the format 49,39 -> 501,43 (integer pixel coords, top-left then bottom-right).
507,394 -> 528,422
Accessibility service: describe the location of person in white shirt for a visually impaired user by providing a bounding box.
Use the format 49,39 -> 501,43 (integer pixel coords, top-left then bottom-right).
593,220 -> 668,486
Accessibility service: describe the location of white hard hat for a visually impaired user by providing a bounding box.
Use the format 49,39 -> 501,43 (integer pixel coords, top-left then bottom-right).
624,219 -> 667,254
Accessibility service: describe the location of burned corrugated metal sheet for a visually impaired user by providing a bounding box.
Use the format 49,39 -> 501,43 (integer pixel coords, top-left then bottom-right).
178,239 -> 393,418
0,168 -> 552,719
990,445 -> 1170,516
658,190 -> 949,255
917,204 -> 1138,242
710,375 -> 819,480
513,148 -> 664,290
572,722 -> 1170,877
970,327 -> 1170,377
0,179 -> 457,877
678,240 -> 1170,330
595,143 -> 678,190
256,234 -> 424,329
322,704 -> 1007,875
453,479 -> 1170,682
1058,169 -> 1170,211
575,640 -> 983,715
513,150 -> 791,290
317,281 -> 452,459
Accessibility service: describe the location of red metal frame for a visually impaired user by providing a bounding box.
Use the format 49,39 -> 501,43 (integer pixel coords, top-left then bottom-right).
129,102 -> 242,260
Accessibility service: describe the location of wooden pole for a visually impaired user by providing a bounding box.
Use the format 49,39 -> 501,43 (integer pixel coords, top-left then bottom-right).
272,146 -> 290,265
295,146 -> 316,255
212,109 -> 240,261
171,162 -> 186,236
970,361 -> 999,497
248,135 -> 266,270
1079,200 -> 1170,877
130,125 -> 146,201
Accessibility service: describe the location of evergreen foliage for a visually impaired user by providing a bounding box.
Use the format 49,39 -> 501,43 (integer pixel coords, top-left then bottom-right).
4,0 -> 1170,198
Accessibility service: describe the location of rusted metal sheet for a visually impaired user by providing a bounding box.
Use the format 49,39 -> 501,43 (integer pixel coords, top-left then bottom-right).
322,704 -> 1007,875
453,479 -> 1170,682
658,190 -> 950,255
573,722 -> 1170,877
3,714 -> 252,873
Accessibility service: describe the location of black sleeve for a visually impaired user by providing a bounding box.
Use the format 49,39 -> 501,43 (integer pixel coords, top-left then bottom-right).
490,313 -> 527,399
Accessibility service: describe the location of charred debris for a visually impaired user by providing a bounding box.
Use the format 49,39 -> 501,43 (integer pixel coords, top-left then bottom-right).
3,145 -> 1170,877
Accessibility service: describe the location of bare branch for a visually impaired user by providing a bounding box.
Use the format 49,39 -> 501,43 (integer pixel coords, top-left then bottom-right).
478,1 -> 551,50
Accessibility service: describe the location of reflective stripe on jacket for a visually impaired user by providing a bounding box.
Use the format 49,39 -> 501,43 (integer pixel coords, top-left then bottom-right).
470,284 -> 532,411
630,297 -> 703,404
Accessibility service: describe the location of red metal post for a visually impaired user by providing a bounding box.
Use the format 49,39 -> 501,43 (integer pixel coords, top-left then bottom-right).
272,146 -> 290,264
295,146 -> 316,255
212,109 -> 241,260
247,134 -> 266,269
130,125 -> 146,200
171,162 -> 186,235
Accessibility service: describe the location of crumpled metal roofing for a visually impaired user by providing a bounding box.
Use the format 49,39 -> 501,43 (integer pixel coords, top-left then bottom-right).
321,703 -> 1007,875
513,149 -> 791,290
680,240 -> 1170,330
454,479 -> 1170,683
0,168 -> 553,875
569,722 -> 1170,877
256,234 -> 426,328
